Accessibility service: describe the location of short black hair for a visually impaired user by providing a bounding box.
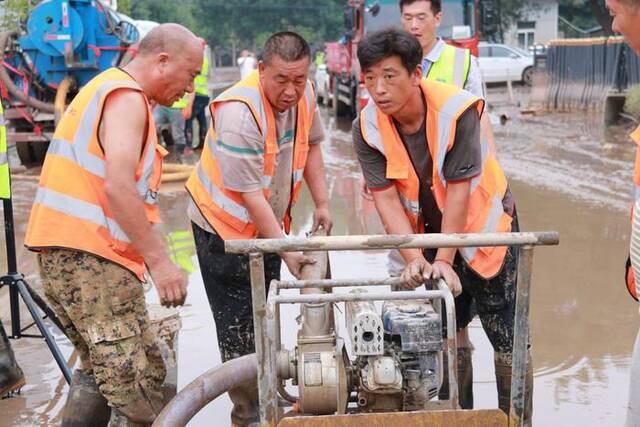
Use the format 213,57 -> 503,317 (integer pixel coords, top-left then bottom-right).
262,31 -> 310,65
357,28 -> 422,75
399,0 -> 441,15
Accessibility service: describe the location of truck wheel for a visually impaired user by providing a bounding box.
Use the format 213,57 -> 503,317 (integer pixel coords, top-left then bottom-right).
333,83 -> 349,119
16,141 -> 49,166
522,67 -> 533,86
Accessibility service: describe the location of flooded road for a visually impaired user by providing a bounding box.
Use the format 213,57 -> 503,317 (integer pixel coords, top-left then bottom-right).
1,87 -> 639,426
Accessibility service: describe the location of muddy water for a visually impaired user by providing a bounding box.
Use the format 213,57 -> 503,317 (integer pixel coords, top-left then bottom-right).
0,90 -> 638,426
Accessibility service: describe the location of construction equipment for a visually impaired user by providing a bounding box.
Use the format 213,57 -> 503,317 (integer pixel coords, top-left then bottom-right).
0,0 -> 143,165
154,231 -> 559,427
324,0 -> 495,118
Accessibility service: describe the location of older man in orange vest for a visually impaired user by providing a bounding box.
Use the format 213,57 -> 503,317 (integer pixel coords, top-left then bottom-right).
606,0 -> 640,424
353,28 -> 531,423
186,31 -> 331,426
24,24 -> 201,425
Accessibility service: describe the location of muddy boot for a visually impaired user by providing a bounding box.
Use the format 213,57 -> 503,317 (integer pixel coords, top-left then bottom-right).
229,379 -> 260,426
494,352 -> 533,427
438,348 -> 474,409
61,370 -> 111,427
0,321 -> 26,398
457,347 -> 474,409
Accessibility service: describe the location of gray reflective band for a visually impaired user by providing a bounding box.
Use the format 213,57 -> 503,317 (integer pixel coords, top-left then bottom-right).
34,187 -> 131,243
262,175 -> 272,189
48,138 -> 106,178
635,185 -> 640,202
293,169 -> 304,183
398,193 -> 419,215
453,48 -> 467,87
137,134 -> 157,199
0,152 -> 7,166
305,81 -> 314,115
362,101 -> 384,154
0,116 -> 5,126
196,164 -> 250,223
51,77 -> 156,202
436,91 -> 477,184
216,86 -> 267,135
459,192 -> 504,261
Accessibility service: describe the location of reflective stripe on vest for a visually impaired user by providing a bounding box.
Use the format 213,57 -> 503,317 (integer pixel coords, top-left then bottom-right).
195,136 -> 251,223
0,103 -> 9,199
632,126 -> 640,203
360,79 -> 510,279
35,187 -> 131,243
426,44 -> 471,88
186,70 -> 316,239
25,68 -> 163,280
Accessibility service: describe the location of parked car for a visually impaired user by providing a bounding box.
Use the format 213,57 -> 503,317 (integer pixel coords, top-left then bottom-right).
477,42 -> 535,85
314,63 -> 332,106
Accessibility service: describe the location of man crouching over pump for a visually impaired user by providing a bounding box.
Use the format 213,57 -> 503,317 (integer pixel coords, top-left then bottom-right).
352,28 -> 531,424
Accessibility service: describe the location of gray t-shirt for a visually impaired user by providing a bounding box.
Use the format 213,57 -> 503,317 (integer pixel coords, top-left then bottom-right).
189,100 -> 325,234
353,105 -> 482,233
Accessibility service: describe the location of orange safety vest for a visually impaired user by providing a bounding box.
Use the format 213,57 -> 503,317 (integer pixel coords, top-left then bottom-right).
25,67 -> 165,281
185,70 -> 316,240
360,79 -> 512,279
626,126 -> 640,301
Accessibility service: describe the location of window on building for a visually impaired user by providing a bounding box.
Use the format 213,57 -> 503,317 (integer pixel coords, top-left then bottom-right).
517,21 -> 536,48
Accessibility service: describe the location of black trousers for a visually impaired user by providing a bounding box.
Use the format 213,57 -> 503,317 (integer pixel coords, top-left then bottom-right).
192,222 -> 281,362
185,95 -> 210,149
428,212 -> 521,355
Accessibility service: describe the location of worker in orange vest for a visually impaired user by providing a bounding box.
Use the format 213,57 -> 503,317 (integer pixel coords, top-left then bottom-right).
353,28 -> 531,424
24,24 -> 201,426
606,0 -> 640,424
186,32 -> 331,426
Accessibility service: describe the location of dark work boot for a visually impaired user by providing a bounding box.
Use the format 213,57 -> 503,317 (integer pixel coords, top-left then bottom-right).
494,352 -> 533,427
0,320 -> 25,398
438,347 -> 474,409
457,347 -> 474,409
61,370 -> 111,427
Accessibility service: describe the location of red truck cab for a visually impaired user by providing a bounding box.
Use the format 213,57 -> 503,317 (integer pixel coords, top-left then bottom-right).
324,0 -> 483,118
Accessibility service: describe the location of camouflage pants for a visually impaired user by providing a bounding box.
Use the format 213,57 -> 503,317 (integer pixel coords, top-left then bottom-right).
38,249 -> 166,423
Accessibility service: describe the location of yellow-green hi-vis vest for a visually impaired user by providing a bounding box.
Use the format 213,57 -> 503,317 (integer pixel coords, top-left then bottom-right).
194,55 -> 210,97
426,43 -> 471,88
0,103 -> 10,199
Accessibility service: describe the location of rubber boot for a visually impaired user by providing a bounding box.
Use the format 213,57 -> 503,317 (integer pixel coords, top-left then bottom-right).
438,347 -> 474,409
494,352 -> 533,427
61,370 -> 111,427
0,320 -> 25,398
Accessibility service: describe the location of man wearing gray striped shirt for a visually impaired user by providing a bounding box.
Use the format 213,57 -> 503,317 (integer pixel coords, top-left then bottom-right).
187,32 -> 331,427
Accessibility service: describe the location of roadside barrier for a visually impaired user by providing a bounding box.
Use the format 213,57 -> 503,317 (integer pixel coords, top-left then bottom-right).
543,37 -> 638,112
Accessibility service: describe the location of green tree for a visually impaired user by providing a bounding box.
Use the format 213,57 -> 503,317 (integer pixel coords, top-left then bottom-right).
0,0 -> 31,31
191,0 -> 344,56
128,0 -> 197,30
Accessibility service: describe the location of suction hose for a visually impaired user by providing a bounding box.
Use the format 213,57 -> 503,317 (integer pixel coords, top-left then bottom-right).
152,353 -> 258,427
161,163 -> 193,182
54,76 -> 74,125
0,30 -> 56,113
